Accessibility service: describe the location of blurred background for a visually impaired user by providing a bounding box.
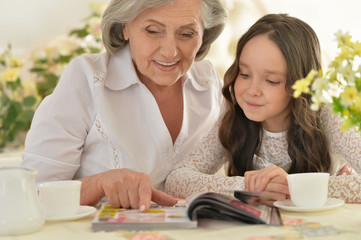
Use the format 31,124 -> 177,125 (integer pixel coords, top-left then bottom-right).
1,0 -> 361,150
1,0 -> 361,71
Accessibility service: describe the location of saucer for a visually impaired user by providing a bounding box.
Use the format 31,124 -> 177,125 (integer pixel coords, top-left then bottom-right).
273,198 -> 344,212
45,205 -> 97,221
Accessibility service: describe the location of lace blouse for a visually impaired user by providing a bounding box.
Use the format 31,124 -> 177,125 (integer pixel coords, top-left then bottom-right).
165,107 -> 361,203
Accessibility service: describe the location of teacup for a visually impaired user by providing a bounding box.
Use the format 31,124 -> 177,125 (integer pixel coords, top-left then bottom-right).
38,180 -> 81,217
287,172 -> 329,208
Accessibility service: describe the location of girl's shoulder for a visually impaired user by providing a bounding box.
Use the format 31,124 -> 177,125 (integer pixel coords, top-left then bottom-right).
319,105 -> 344,130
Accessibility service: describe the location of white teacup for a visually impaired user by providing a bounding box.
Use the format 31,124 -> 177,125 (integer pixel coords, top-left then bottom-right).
287,172 -> 329,208
38,180 -> 81,217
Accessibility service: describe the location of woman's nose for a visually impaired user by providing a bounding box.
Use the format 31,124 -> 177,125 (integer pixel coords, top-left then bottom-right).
159,35 -> 178,58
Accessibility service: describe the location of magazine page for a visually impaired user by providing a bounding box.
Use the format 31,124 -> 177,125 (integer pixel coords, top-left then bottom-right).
92,201 -> 197,232
187,192 -> 282,226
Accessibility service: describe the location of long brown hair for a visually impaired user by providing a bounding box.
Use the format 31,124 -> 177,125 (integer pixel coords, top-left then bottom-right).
219,14 -> 331,176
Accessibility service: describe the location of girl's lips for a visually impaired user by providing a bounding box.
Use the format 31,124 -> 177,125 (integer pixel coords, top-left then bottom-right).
246,101 -> 262,108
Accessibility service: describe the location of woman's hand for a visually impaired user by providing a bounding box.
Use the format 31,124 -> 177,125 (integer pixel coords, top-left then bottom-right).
244,165 -> 289,206
80,169 -> 177,212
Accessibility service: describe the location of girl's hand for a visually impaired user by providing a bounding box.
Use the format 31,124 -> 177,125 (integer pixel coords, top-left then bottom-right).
244,165 -> 288,192
244,165 -> 289,206
258,176 -> 289,206
337,163 -> 356,175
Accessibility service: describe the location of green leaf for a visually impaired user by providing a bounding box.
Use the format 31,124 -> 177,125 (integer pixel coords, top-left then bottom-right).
2,102 -> 21,130
75,48 -> 86,55
44,73 -> 59,82
14,120 -> 26,131
89,47 -> 101,53
355,77 -> 361,92
69,28 -> 89,38
23,109 -> 35,124
23,96 -> 37,107
58,55 -> 72,63
332,97 -> 344,114
36,73 -> 59,98
6,78 -> 21,91
30,67 -> 47,73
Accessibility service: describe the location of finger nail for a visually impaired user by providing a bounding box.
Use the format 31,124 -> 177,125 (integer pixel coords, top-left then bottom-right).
139,205 -> 145,212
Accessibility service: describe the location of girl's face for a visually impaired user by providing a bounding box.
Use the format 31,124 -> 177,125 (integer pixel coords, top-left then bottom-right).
234,34 -> 292,132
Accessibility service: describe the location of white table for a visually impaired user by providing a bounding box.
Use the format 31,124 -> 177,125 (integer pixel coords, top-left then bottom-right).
1,152 -> 359,239
1,203 -> 360,240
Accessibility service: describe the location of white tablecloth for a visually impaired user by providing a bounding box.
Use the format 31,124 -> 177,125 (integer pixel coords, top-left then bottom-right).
1,203 -> 360,240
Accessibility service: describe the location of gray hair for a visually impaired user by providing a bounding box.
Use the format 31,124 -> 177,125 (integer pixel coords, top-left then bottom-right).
101,0 -> 227,60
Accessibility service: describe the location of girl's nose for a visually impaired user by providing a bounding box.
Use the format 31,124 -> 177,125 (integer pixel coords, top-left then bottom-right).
247,80 -> 262,96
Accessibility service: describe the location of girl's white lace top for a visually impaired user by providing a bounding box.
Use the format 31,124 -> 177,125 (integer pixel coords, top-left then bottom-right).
165,107 -> 361,203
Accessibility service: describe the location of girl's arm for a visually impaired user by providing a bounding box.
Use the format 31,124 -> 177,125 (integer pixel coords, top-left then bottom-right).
321,106 -> 361,202
165,121 -> 245,198
165,121 -> 288,203
329,175 -> 361,203
321,106 -> 361,172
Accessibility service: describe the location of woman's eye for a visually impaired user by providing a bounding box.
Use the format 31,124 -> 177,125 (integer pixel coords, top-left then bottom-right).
146,29 -> 160,35
179,32 -> 194,39
145,26 -> 162,35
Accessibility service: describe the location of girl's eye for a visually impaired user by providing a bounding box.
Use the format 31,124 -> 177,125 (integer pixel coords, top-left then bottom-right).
266,80 -> 280,85
239,73 -> 250,79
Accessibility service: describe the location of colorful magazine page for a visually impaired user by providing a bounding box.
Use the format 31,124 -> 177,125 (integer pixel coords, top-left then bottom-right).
92,202 -> 197,232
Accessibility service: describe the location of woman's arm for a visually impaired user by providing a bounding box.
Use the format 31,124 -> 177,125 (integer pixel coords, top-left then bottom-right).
22,56 -> 96,181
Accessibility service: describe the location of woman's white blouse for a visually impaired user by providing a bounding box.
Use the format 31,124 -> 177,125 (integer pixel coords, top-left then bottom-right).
22,45 -> 223,191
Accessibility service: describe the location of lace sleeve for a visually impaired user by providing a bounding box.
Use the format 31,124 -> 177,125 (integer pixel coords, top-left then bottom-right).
165,122 -> 245,198
321,107 -> 361,173
328,175 -> 361,203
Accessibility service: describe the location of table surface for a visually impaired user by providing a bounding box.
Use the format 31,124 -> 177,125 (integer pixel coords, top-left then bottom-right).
1,153 -> 360,239
1,203 -> 360,240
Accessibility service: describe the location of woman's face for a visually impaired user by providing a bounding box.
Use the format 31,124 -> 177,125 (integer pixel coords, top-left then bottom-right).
123,0 -> 204,89
234,34 -> 292,132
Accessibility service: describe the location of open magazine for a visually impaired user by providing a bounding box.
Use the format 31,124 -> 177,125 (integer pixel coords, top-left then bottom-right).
187,191 -> 282,225
92,191 -> 282,232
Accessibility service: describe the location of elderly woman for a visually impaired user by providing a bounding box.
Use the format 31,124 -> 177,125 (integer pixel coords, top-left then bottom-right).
22,0 -> 227,212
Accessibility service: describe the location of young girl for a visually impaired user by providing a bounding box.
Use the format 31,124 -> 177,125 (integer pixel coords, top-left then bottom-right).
165,14 -> 361,204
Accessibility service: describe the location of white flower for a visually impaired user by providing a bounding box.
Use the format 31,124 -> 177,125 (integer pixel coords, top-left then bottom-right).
338,63 -> 355,83
311,76 -> 329,92
89,2 -> 107,16
86,16 -> 102,40
44,36 -> 81,60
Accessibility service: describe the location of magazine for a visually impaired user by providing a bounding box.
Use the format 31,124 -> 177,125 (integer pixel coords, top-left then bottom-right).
92,191 -> 282,232
187,191 -> 283,226
92,201 -> 196,232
